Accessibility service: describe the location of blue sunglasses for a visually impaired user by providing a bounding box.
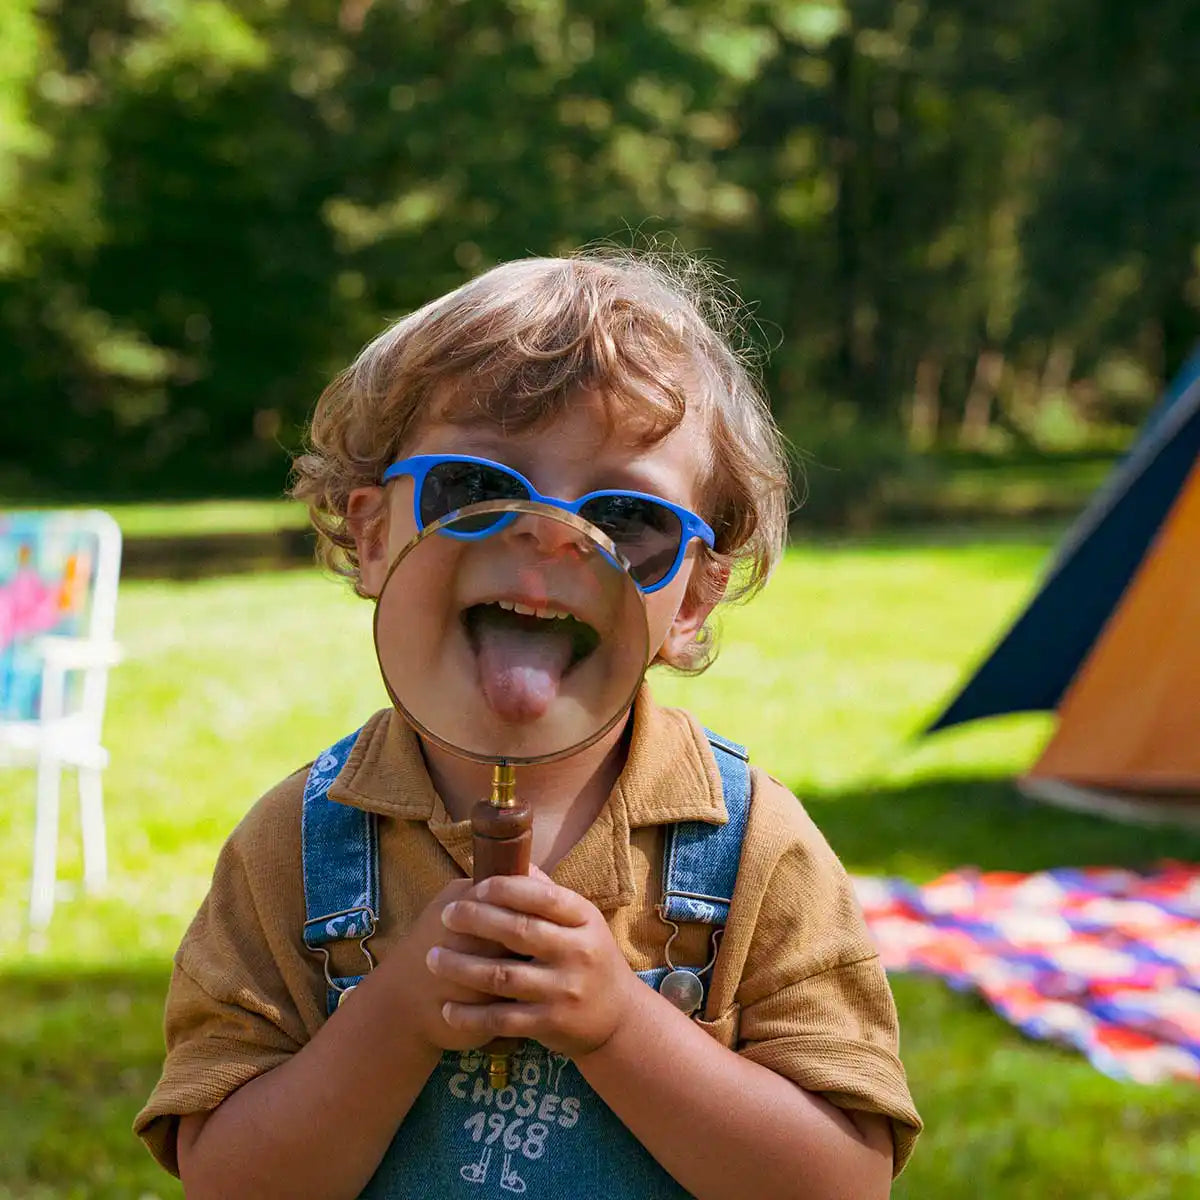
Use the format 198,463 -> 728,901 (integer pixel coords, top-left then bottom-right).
382,454 -> 715,593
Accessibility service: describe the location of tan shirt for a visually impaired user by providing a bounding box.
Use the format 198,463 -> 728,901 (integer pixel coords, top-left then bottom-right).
136,691 -> 921,1176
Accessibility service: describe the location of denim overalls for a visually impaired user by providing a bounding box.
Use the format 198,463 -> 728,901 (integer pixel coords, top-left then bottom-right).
301,728 -> 751,1199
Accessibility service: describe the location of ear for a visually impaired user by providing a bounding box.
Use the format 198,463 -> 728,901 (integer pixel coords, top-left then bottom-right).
347,485 -> 389,596
657,559 -> 729,664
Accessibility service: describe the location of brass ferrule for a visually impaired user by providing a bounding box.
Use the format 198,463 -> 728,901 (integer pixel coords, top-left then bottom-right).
486,1051 -> 511,1090
489,762 -> 517,809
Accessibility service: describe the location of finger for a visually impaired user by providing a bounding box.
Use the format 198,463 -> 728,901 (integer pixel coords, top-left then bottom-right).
439,878 -> 475,902
442,899 -> 567,959
427,946 -> 556,1002
441,931 -> 504,961
441,981 -> 495,1005
442,999 -> 547,1041
471,873 -> 592,927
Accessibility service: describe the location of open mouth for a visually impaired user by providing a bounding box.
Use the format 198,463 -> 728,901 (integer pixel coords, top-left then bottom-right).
462,600 -> 601,723
463,601 -> 601,671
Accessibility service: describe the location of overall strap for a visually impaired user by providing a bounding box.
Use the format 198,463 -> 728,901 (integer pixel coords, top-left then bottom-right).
659,729 -> 752,926
301,728 -> 379,951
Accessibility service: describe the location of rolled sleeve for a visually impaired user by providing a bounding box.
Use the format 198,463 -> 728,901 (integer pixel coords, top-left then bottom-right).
723,773 -> 923,1174
739,958 -> 922,1173
133,773 -> 320,1176
134,958 -> 304,1175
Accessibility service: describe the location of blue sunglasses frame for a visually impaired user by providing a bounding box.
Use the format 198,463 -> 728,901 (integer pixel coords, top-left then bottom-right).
381,453 -> 715,594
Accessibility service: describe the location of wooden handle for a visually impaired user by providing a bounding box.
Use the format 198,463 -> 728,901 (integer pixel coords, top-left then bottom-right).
471,787 -> 533,1085
471,797 -> 533,884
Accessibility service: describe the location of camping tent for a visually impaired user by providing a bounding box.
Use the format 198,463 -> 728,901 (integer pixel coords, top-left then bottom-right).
928,347 -> 1200,826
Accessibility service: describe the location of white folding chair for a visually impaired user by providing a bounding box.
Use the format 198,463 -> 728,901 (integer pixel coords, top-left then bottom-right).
0,509 -> 123,931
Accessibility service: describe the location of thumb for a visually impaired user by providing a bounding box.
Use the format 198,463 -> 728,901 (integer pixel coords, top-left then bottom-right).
528,862 -> 552,881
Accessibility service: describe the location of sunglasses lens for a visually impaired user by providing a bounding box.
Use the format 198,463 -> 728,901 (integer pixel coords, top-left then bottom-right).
579,496 -> 683,588
421,462 -> 527,532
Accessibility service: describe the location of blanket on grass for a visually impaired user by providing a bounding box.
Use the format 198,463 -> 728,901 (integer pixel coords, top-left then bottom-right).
853,862 -> 1200,1084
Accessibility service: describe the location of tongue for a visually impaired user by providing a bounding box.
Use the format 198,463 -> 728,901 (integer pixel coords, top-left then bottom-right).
475,615 -> 575,722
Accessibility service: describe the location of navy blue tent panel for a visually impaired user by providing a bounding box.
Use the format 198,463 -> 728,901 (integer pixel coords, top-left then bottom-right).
929,347 -> 1200,732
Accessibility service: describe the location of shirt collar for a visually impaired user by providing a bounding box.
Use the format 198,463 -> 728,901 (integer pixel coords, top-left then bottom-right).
616,685 -> 728,829
327,686 -> 729,908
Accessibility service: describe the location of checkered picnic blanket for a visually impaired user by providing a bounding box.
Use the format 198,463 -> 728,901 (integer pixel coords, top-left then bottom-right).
853,863 -> 1200,1084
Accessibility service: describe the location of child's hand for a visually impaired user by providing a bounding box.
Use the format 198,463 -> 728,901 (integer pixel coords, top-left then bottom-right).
427,866 -> 639,1059
383,879 -> 503,1054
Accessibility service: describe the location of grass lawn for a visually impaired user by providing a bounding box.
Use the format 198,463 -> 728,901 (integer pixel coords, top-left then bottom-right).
2,524 -> 1198,1198
0,498 -> 308,539
2,448 -> 1117,540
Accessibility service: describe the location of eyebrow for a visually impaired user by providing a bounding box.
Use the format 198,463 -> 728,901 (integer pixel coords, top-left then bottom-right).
430,436 -> 689,502
591,463 -> 682,498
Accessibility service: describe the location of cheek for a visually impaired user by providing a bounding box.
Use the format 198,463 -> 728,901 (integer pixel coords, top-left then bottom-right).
374,548 -> 477,735
642,570 -> 694,655
386,479 -> 420,548
359,485 -> 420,597
380,487 -> 421,572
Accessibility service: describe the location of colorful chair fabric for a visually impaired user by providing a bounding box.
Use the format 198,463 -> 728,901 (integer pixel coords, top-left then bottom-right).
0,510 -> 122,930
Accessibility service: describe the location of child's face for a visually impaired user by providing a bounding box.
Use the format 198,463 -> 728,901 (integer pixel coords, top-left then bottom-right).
351,391 -> 720,736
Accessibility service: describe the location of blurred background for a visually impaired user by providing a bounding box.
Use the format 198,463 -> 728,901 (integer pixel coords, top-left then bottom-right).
1,1 -> 1198,1197
4,0 -> 1197,520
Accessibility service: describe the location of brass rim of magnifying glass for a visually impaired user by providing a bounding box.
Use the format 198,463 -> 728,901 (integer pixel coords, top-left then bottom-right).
372,498 -> 652,766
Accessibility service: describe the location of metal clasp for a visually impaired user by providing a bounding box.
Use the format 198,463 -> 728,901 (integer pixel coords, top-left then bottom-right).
657,915 -> 723,980
656,890 -> 729,971
307,906 -> 378,1000
654,911 -> 723,1016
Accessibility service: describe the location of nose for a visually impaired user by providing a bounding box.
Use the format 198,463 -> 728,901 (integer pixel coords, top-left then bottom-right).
508,511 -> 592,565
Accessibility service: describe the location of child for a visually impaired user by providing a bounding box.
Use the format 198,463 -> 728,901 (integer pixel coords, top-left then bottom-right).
136,251 -> 921,1198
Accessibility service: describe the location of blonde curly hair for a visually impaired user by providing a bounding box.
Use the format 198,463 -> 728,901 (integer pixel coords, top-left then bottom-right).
290,249 -> 791,670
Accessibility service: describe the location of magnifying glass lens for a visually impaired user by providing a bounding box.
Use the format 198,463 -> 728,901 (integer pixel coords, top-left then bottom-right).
374,501 -> 650,765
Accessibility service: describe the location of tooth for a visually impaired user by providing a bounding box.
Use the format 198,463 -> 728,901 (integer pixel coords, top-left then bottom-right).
513,601 -> 537,616
496,599 -> 515,612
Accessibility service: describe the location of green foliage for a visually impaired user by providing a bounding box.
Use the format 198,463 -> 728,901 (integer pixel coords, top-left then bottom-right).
786,407 -> 928,528
1014,0 -> 1200,375
1,1 -> 1196,504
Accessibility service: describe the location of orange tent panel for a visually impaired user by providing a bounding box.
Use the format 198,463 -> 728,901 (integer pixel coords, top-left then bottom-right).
1030,462 -> 1200,792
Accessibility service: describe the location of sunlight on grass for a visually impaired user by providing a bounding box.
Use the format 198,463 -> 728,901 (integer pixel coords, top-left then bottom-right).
1,528 -> 1197,1198
652,533 -> 1061,794
56,498 -> 307,538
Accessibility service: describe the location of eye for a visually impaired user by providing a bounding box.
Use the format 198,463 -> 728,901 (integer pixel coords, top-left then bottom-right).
451,466 -> 492,505
580,497 -> 678,550
436,464 -> 521,504
592,497 -> 675,534
421,461 -> 526,529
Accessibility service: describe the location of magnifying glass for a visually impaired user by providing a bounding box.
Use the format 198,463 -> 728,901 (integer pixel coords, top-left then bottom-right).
374,499 -> 651,1085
